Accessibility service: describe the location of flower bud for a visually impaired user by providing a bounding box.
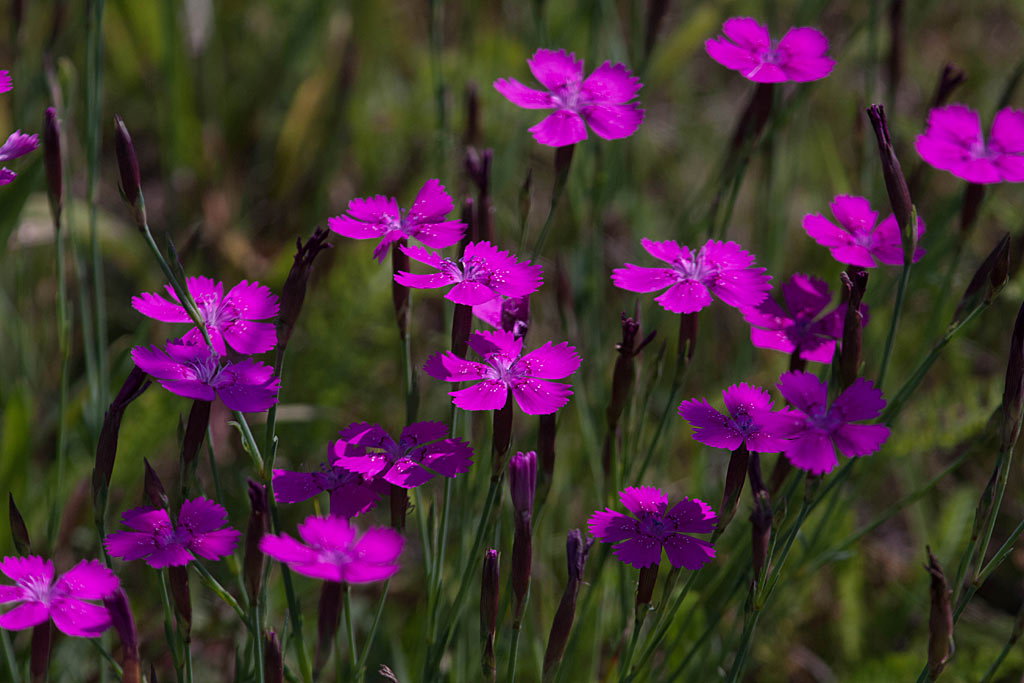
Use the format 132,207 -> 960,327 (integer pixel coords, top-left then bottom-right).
717,445 -> 750,534
931,64 -> 966,109
43,107 -> 62,221
1001,300 -> 1024,450
93,367 -> 150,513
959,182 -> 985,239
103,588 -> 140,683
451,303 -> 473,360
8,493 -> 30,556
480,549 -> 499,680
839,269 -> 869,389
113,115 -> 144,226
643,0 -> 671,61
518,168 -> 533,236
265,631 -> 283,683
951,233 -> 1010,328
509,452 -> 536,622
181,399 -> 211,477
143,458 -> 168,510
278,226 -> 331,354
867,105 -> 915,261
315,581 -> 342,677
925,547 -> 954,678
543,530 -> 593,680
244,479 -> 268,601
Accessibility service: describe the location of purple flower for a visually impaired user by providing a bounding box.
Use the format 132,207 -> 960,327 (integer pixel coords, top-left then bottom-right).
273,462 -> 387,519
328,179 -> 466,263
587,487 -> 716,570
131,338 -> 280,412
776,371 -> 890,475
424,329 -> 581,415
0,71 -> 10,94
472,295 -> 531,339
743,273 -> 859,363
802,195 -> 926,268
705,17 -> 835,83
104,497 -> 240,568
679,383 -> 797,452
0,556 -> 119,637
132,276 -> 279,356
494,49 -> 644,147
332,421 -> 474,489
0,130 -> 39,186
915,104 -> 1024,184
611,238 -> 772,314
394,241 -> 542,306
259,516 -> 403,583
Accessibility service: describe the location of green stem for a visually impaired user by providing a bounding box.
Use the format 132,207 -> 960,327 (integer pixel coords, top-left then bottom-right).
353,581 -> 390,679
876,260 -> 913,391
86,0 -> 108,410
624,569 -> 699,682
192,561 -> 247,622
1,629 -> 21,683
231,410 -> 266,476
344,585 -> 357,679
724,609 -> 762,683
631,356 -> 690,484
158,570 -> 183,682
88,639 -> 123,678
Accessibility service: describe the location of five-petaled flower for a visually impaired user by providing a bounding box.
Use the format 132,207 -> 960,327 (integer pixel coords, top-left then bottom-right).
332,421 -> 473,489
802,195 -> 926,268
0,71 -> 40,186
679,383 -> 797,452
273,461 -> 387,519
705,17 -> 835,83
132,276 -> 279,355
612,238 -> 772,314
587,486 -> 716,570
328,179 -> 467,263
131,338 -> 280,412
394,241 -> 542,305
259,515 -> 403,583
0,556 -> 119,637
776,371 -> 890,475
104,497 -> 241,568
915,104 -> 1024,184
494,48 -> 644,147
424,329 -> 581,414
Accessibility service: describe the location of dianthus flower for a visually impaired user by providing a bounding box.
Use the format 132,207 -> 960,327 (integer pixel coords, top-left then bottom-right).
915,104 -> 1024,184
131,338 -> 280,412
0,71 -> 40,185
332,421 -> 473,489
104,498 -> 240,568
802,195 -> 926,268
705,17 -> 834,83
273,462 -> 386,519
776,371 -> 890,474
612,238 -> 771,314
394,241 -> 542,305
0,556 -> 119,637
587,486 -> 716,570
259,515 -> 403,583
743,273 -> 858,363
679,383 -> 797,452
494,49 -> 644,147
424,330 -> 581,414
132,276 -> 279,355
328,179 -> 466,263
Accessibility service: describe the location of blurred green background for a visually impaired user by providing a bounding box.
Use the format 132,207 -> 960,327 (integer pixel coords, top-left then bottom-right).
3,0 -> 1024,680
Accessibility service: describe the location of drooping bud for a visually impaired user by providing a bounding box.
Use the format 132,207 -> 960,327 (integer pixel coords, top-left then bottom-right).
168,565 -> 192,636
9,493 -> 30,556
951,233 -> 1010,328
143,458 -> 168,510
244,479 -> 268,601
866,105 -> 915,262
93,367 -> 150,513
635,563 -> 659,614
315,581 -> 342,678
509,452 -> 536,623
1000,300 -> 1024,450
542,529 -> 593,681
103,588 -> 141,683
750,489 -> 772,582
278,226 -> 332,355
925,547 -> 954,678
480,549 -> 499,681
265,631 -> 283,683
501,295 -> 530,341
43,107 -> 62,221
114,115 -> 144,227
535,414 -> 557,511
492,392 -> 514,472
839,269 -> 869,389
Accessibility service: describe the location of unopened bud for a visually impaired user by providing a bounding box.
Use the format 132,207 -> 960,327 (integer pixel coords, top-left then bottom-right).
839,269 -> 869,389
181,399 -> 211,474
543,530 -> 593,680
931,64 -> 966,109
643,0 -> 671,61
509,452 -> 536,622
518,168 -> 533,235
8,494 -> 30,556
265,631 -> 283,683
244,479 -> 268,601
718,445 -> 750,534
481,549 -> 499,680
113,115 -> 144,226
1001,300 -> 1024,450
43,107 -> 62,221
93,368 -> 150,512
951,233 -> 1010,327
867,105 -> 915,260
103,588 -> 140,683
143,458 -> 168,510
30,622 -> 52,682
278,226 -> 332,353
925,547 -> 954,678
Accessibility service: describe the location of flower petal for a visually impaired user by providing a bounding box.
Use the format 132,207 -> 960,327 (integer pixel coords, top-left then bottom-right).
581,103 -> 645,141
511,378 -> 572,415
493,77 -> 554,109
663,534 -> 716,570
678,399 -> 742,451
50,598 -> 112,637
833,423 -> 890,458
179,497 -> 229,535
582,61 -> 642,104
451,380 -> 510,412
529,111 -> 588,147
611,264 -> 677,293
831,377 -> 887,422
654,280 -> 712,314
527,49 -> 584,91
0,602 -> 49,631
776,371 -> 827,415
619,486 -> 667,516
54,561 -> 119,600
423,352 -> 491,383
516,342 -> 581,380
783,430 -> 838,475
190,528 -> 241,561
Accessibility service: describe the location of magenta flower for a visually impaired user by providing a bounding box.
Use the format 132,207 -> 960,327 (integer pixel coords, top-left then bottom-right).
328,179 -> 466,263
743,273 -> 858,363
802,195 -> 926,268
105,497 -> 240,568
679,383 -> 798,452
587,487 -> 716,570
394,241 -> 542,305
776,371 -> 890,475
132,276 -> 279,355
259,515 -> 403,583
131,338 -> 280,412
332,421 -> 473,489
0,71 -> 10,94
0,131 -> 40,185
705,17 -> 834,83
493,49 -> 644,147
915,104 -> 1024,184
472,295 -> 531,339
273,462 -> 387,519
0,556 -> 119,637
424,329 -> 581,415
612,238 -> 771,314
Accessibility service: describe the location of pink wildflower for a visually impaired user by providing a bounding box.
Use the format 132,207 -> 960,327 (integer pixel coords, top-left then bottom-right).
802,195 -> 926,268
587,487 -> 716,570
705,17 -> 834,83
776,371 -> 890,475
915,104 -> 1024,183
0,72 -> 38,185
328,179 -> 466,263
132,276 -> 279,355
0,556 -> 119,637
332,421 -> 473,489
259,516 -> 403,583
611,238 -> 771,314
679,383 -> 797,452
131,338 -> 280,412
424,330 -> 581,415
104,497 -> 240,568
394,241 -> 542,305
494,49 -> 644,147
273,461 -> 386,519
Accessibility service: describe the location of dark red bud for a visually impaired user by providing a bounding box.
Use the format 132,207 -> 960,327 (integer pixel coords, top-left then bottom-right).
8,493 -> 30,556
43,107 -> 62,220
278,226 -> 332,354
244,479 -> 268,601
114,115 -> 143,224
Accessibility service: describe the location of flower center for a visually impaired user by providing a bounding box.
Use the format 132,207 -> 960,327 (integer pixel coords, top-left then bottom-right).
758,47 -> 782,65
20,575 -> 54,606
550,81 -> 583,111
638,512 -> 669,539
